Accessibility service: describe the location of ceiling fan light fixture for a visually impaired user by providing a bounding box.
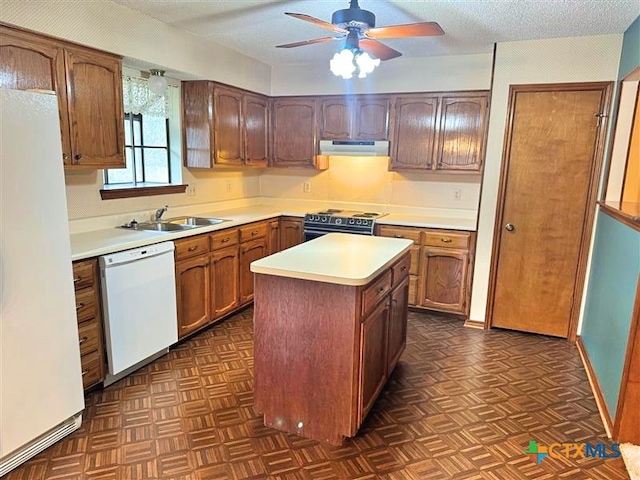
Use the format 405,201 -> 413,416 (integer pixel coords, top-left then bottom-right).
355,51 -> 380,77
330,48 -> 380,80
148,69 -> 168,96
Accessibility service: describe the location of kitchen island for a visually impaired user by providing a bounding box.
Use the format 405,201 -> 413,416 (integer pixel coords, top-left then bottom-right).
251,233 -> 412,445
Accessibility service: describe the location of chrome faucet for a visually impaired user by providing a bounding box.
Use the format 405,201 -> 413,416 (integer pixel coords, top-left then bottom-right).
155,205 -> 168,221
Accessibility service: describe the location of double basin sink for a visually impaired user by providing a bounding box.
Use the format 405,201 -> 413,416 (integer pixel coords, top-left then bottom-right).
121,216 -> 229,232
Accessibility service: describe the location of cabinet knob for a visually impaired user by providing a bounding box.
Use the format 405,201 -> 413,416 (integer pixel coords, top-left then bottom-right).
76,303 -> 85,311
188,245 -> 199,252
440,238 -> 452,243
377,286 -> 385,294
75,154 -> 83,161
73,276 -> 82,283
221,238 -> 230,243
505,223 -> 515,232
79,336 -> 88,345
81,369 -> 89,376
252,231 -> 258,236
63,153 -> 69,161
394,234 -> 404,238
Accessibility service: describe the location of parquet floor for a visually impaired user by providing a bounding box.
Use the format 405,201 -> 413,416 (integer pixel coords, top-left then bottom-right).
6,309 -> 630,479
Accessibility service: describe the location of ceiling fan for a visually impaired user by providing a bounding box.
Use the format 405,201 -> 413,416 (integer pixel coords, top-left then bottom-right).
275,0 -> 445,61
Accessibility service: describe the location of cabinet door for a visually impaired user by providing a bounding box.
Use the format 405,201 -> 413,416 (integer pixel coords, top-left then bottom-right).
213,85 -> 244,165
176,255 -> 211,339
280,218 -> 303,250
0,26 -> 71,163
359,299 -> 390,423
272,98 -> 318,167
390,95 -> 439,170
434,95 -> 488,171
387,278 -> 409,373
354,96 -> 390,140
267,219 -> 280,255
239,238 -> 268,304
419,247 -> 468,314
320,97 -> 352,140
182,81 -> 213,168
211,246 -> 239,319
65,48 -> 124,168
244,93 -> 269,167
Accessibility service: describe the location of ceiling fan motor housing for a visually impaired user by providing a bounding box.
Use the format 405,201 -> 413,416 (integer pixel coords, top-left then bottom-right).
332,7 -> 376,30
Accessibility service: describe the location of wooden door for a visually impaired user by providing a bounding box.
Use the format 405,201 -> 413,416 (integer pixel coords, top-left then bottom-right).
434,95 -> 488,171
419,247 -> 468,314
65,48 -> 124,168
387,278 -> 409,372
354,96 -> 390,140
320,97 -> 352,140
0,26 -> 71,163
359,299 -> 389,423
211,246 -> 239,319
175,255 -> 211,339
491,83 -> 611,338
244,93 -> 269,167
272,98 -> 318,167
280,218 -> 303,250
267,219 -> 280,255
239,238 -> 268,304
182,81 -> 214,168
390,95 -> 439,170
214,85 -> 243,165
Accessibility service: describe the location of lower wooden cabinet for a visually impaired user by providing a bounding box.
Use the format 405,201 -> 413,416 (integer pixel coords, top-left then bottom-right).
72,259 -> 106,391
239,236 -> 268,305
376,224 -> 475,316
267,219 -> 280,255
280,216 -> 304,250
211,246 -> 239,319
175,254 -> 211,338
387,277 -> 409,371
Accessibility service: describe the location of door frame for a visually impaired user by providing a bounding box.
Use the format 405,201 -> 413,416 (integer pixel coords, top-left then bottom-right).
485,82 -> 613,340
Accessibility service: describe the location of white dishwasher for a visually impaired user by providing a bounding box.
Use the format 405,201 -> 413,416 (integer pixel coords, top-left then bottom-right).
100,241 -> 177,386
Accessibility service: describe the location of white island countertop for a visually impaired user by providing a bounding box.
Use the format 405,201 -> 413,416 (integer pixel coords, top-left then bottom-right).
250,233 -> 413,286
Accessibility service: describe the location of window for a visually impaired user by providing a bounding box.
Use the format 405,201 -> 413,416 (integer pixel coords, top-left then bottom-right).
105,113 -> 171,186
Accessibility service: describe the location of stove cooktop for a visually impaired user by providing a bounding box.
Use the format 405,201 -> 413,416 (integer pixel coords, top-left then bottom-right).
303,209 -> 387,236
311,209 -> 387,219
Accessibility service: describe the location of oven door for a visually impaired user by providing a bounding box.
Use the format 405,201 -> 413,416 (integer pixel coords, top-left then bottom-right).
303,228 -> 328,242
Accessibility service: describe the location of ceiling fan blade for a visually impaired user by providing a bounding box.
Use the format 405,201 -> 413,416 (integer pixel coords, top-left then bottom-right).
359,39 -> 402,61
285,12 -> 348,34
365,22 -> 445,39
276,37 -> 342,49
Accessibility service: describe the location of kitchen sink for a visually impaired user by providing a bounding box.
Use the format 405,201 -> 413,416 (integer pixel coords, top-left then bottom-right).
130,221 -> 193,232
166,216 -> 229,226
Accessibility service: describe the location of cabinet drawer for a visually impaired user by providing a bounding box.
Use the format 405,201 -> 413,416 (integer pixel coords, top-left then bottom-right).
72,260 -> 95,291
240,222 -> 267,242
80,350 -> 102,390
211,228 -> 239,250
377,225 -> 421,244
361,270 -> 392,317
392,254 -> 411,286
77,319 -> 100,356
175,235 -> 209,261
75,288 -> 97,324
423,231 -> 470,250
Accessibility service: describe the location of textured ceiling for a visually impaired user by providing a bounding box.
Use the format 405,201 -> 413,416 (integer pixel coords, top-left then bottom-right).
113,0 -> 639,65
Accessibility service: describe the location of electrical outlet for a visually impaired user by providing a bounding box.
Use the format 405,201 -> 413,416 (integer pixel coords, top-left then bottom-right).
186,185 -> 196,196
454,189 -> 462,201
303,182 -> 312,193
226,181 -> 232,193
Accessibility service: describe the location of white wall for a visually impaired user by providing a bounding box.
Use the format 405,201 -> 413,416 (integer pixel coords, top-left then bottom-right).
271,53 -> 492,96
470,34 -> 623,324
0,0 -> 271,94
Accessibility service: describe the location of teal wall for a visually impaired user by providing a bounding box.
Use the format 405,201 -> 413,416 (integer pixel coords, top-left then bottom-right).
581,212 -> 640,415
618,15 -> 640,78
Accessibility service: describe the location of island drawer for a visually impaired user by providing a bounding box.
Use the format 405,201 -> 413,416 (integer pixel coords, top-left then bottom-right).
377,225 -> 422,244
175,235 -> 210,260
240,222 -> 268,242
361,270 -> 392,317
423,231 -> 469,249
77,318 -> 100,356
75,288 -> 97,324
72,260 -> 95,291
80,350 -> 102,390
392,253 -> 411,286
211,228 -> 239,249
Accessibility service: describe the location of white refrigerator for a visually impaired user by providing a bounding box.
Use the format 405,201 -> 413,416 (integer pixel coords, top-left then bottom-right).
0,89 -> 85,475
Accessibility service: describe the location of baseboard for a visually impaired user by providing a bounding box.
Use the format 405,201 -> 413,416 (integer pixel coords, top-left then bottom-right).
463,319 -> 485,329
576,337 -> 614,438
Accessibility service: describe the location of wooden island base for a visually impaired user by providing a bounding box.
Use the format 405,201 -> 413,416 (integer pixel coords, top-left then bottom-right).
253,251 -> 410,445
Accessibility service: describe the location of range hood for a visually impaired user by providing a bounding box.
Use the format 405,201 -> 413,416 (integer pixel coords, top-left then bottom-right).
319,140 -> 390,157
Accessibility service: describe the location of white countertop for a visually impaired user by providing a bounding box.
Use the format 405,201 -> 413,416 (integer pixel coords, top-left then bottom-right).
70,204 -> 475,261
250,233 -> 413,286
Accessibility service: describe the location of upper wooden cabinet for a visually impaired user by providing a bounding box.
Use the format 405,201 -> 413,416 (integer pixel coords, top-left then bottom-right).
0,25 -> 124,169
183,81 -> 269,168
390,91 -> 489,172
272,97 -> 325,169
320,95 -> 390,141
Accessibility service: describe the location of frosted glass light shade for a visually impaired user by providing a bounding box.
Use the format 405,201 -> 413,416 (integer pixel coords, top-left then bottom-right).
330,49 -> 380,80
148,69 -> 167,96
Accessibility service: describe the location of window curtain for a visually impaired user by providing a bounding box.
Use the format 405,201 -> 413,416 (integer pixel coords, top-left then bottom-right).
122,75 -> 176,118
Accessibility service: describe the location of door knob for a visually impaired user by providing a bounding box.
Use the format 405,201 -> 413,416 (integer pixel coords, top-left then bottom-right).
505,223 -> 515,232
